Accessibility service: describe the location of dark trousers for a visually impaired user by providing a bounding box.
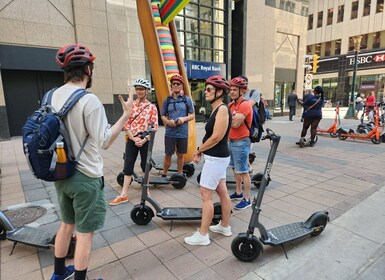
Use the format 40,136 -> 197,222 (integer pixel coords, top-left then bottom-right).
301,118 -> 321,142
289,106 -> 296,120
123,139 -> 149,175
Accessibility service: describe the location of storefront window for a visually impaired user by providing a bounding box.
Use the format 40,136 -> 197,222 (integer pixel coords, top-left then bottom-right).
201,6 -> 212,20
214,36 -> 224,49
200,35 -> 212,48
185,3 -> 198,18
214,50 -> 224,62
186,32 -> 199,46
185,17 -> 198,32
213,0 -> 224,9
200,21 -> 212,34
186,47 -> 199,60
213,23 -> 224,36
200,49 -> 212,62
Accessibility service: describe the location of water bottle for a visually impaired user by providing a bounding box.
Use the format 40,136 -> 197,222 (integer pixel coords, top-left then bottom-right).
56,141 -> 67,178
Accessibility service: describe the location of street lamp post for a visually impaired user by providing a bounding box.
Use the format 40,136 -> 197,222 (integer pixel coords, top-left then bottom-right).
345,35 -> 362,119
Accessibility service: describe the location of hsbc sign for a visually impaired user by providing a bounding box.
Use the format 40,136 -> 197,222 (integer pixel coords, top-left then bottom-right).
348,52 -> 385,66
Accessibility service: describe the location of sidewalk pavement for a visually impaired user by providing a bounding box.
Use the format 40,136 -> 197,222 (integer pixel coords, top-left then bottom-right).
1,110 -> 385,280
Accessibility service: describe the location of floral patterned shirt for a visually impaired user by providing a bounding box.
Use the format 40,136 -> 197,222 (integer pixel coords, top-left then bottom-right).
123,99 -> 158,135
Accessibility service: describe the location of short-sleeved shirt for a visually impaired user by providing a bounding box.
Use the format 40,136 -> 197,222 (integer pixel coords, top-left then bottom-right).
228,98 -> 252,140
124,99 -> 158,136
161,94 -> 194,138
244,89 -> 260,107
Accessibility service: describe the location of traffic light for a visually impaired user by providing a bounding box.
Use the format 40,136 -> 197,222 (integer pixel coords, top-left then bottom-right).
313,54 -> 320,74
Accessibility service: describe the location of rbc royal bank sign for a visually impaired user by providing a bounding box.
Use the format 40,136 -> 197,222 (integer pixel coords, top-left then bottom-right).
184,60 -> 226,79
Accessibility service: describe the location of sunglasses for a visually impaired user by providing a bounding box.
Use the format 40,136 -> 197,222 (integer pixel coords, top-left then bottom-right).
205,87 -> 215,93
172,82 -> 181,86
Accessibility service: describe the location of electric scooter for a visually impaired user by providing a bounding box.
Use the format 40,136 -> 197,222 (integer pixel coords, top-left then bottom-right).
116,169 -> 187,189
116,130 -> 187,189
338,104 -> 382,144
149,157 -> 195,177
316,102 -> 340,137
129,126 -> 223,230
196,171 -> 270,188
0,211 -> 76,258
231,128 -> 329,262
296,135 -> 318,148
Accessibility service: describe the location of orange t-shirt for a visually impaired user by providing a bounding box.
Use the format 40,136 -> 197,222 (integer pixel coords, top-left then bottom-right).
228,98 -> 252,140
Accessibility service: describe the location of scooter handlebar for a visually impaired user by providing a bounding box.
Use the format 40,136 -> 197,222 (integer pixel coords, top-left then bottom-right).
140,122 -> 156,139
262,128 -> 278,140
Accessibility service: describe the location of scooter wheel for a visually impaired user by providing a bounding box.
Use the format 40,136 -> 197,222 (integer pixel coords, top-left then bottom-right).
170,173 -> 187,189
66,236 -> 76,259
231,233 -> 262,262
131,205 -> 154,225
371,136 -> 381,144
196,172 -> 201,184
329,132 -> 338,138
182,163 -> 195,177
117,172 -> 124,187
212,202 -> 222,224
197,172 -> 224,188
251,173 -> 270,188
50,234 -> 76,259
0,225 -> 6,240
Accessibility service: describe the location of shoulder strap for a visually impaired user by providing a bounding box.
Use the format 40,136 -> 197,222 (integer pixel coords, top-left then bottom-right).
42,88 -> 58,107
129,103 -> 150,125
250,90 -> 255,97
57,89 -> 88,118
165,96 -> 172,115
305,97 -> 321,112
182,94 -> 189,116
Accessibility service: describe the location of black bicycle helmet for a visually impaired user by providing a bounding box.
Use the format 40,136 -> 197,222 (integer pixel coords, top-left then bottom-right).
56,44 -> 95,69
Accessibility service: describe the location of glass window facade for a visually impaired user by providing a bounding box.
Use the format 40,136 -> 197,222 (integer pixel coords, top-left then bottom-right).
308,14 -> 313,30
363,0 -> 371,16
176,0 -> 227,63
351,1 -> 358,19
317,11 -> 323,28
337,5 -> 344,23
327,8 -> 333,25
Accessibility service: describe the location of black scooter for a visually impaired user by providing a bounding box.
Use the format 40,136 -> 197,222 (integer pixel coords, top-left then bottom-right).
130,126 -> 223,230
232,129 -> 329,262
0,211 -> 75,258
296,135 -> 318,148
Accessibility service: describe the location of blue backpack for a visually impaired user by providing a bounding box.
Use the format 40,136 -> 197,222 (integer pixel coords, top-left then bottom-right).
22,88 -> 88,181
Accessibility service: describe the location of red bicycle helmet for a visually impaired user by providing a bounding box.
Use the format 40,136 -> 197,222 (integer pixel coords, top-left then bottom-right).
170,74 -> 184,84
230,77 -> 248,89
205,76 -> 230,90
56,44 -> 96,69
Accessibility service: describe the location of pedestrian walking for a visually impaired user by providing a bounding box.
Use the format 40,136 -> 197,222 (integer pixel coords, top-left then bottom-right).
297,85 -> 324,147
287,89 -> 298,121
355,93 -> 364,119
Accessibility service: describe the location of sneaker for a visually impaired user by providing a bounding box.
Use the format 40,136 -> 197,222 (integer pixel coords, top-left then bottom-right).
309,141 -> 315,147
234,198 -> 252,210
209,221 -> 232,237
229,192 -> 244,200
184,229 -> 210,246
50,265 -> 75,280
109,195 -> 128,206
248,167 -> 253,175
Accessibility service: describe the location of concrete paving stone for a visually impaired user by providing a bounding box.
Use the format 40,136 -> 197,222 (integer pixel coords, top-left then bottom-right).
120,249 -> 163,278
1,197 -> 26,208
100,215 -> 126,231
356,244 -> 385,280
110,236 -> 147,259
1,242 -> 37,264
128,220 -> 159,235
87,260 -> 133,280
87,246 -> 118,271
5,269 -> 44,280
37,247 -> 55,268
211,255 -> 258,280
1,253 -> 41,278
293,189 -> 340,207
280,194 -> 330,213
92,232 -> 109,250
267,200 -> 310,220
101,225 -> 136,245
24,188 -> 49,202
186,267 -> 224,280
109,201 -> 134,216
137,227 -> 172,247
238,272 -> 264,280
190,241 -> 232,266
150,238 -> 188,262
164,251 -> 207,279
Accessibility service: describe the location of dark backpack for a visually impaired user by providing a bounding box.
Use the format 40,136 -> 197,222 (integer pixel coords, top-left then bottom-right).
22,88 -> 88,181
250,90 -> 266,125
229,99 -> 264,143
164,95 -> 190,116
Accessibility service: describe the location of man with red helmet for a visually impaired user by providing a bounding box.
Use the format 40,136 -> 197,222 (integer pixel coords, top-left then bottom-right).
50,44 -> 132,280
160,74 -> 195,176
228,77 -> 253,210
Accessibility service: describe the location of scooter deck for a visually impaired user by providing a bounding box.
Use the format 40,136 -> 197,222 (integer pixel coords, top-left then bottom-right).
7,226 -> 53,249
264,222 -> 312,246
157,207 -> 203,220
136,176 -> 169,185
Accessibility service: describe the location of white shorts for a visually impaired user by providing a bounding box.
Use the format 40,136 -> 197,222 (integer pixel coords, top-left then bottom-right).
200,155 -> 230,190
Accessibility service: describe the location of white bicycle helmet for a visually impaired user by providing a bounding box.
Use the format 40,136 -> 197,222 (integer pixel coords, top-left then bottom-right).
133,78 -> 151,89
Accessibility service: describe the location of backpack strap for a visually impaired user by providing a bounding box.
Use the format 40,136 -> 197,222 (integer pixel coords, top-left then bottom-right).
42,88 -> 58,107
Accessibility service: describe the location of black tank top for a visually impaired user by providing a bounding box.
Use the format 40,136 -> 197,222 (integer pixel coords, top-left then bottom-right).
202,104 -> 232,157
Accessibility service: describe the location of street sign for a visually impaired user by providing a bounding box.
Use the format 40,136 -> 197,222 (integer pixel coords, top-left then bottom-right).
305,74 -> 313,90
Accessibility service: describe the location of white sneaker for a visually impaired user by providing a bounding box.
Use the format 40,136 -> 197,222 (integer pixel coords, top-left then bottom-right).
209,221 -> 232,237
184,229 -> 210,246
